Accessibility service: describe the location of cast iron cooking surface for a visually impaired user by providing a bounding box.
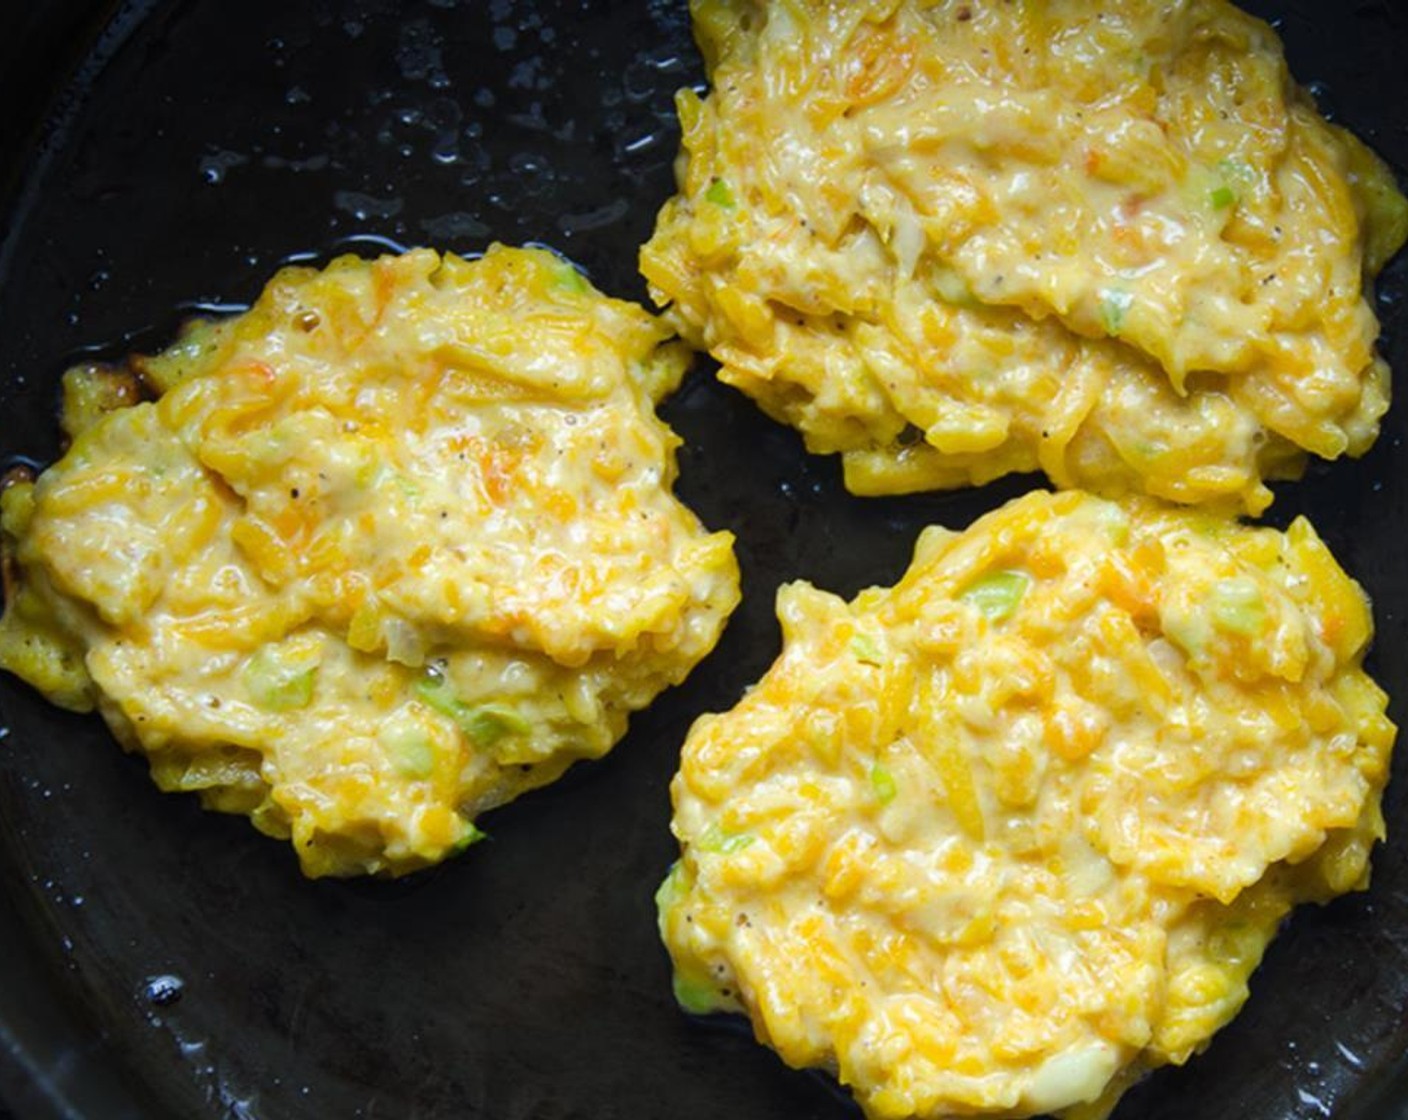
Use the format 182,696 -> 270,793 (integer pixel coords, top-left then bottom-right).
0,1 -> 1406,1118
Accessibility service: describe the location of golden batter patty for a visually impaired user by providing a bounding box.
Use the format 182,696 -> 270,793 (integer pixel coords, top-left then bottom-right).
0,245 -> 740,878
642,0 -> 1408,513
659,490 -> 1392,1119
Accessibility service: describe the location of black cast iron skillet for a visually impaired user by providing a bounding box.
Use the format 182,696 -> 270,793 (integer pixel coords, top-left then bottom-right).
1,2 -> 1406,1118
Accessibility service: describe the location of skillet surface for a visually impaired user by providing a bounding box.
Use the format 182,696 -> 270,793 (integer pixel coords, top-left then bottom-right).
0,2 -> 1406,1117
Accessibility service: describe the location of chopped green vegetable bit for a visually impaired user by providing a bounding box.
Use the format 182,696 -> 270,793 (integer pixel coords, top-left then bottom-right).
959,570 -> 1030,622
415,673 -> 462,718
1210,185 -> 1237,209
243,648 -> 318,711
672,972 -> 723,1014
869,763 -> 898,805
555,263 -> 590,293
452,822 -> 488,852
1164,613 -> 1210,659
931,264 -> 978,307
415,675 -> 530,748
461,704 -> 532,748
698,824 -> 755,855
654,860 -> 690,916
704,178 -> 735,208
1099,288 -> 1134,336
380,719 -> 435,779
1211,577 -> 1267,636
398,739 -> 434,778
850,633 -> 886,666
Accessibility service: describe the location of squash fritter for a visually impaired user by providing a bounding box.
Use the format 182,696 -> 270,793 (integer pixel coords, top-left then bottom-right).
660,490 -> 1391,1119
642,0 -> 1408,512
0,246 -> 740,877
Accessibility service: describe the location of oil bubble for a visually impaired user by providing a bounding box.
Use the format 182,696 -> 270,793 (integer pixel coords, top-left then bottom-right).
143,973 -> 186,1007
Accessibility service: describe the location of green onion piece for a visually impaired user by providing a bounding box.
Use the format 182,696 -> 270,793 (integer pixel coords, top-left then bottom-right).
931,264 -> 977,307
398,739 -> 434,779
1210,185 -> 1237,209
870,763 -> 898,805
380,718 -> 435,779
452,821 -> 488,853
959,570 -> 1030,622
1211,577 -> 1266,636
1099,288 -> 1134,336
243,648 -> 317,711
698,824 -> 755,855
415,675 -> 530,748
850,633 -> 886,666
654,860 -> 690,916
460,704 -> 532,748
555,263 -> 590,293
415,674 -> 462,720
704,178 -> 735,208
672,972 -> 723,1015
1164,613 -> 1210,659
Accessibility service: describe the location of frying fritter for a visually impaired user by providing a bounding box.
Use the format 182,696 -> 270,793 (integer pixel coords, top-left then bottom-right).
0,246 -> 740,877
660,490 -> 1392,1119
642,0 -> 1408,512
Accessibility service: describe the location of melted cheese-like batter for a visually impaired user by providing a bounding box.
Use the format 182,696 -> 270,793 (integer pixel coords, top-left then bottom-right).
660,490 -> 1392,1119
0,246 -> 740,877
642,0 -> 1408,513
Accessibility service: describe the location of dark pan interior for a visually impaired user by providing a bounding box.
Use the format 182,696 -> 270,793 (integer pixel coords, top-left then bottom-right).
1,2 -> 1406,1118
